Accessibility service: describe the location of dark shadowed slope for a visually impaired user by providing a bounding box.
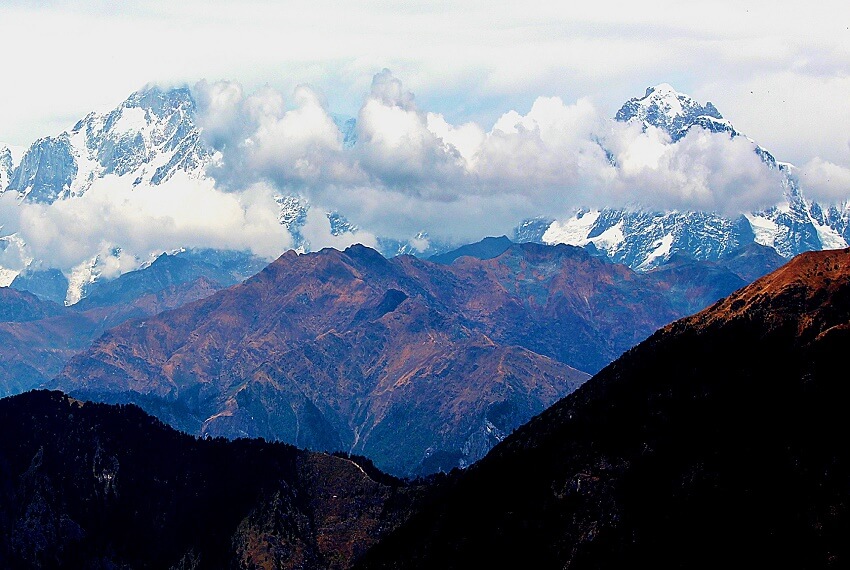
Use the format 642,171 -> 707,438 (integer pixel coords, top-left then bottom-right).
357,248 -> 850,569
0,287 -> 64,322
0,390 -> 422,570
427,235 -> 513,264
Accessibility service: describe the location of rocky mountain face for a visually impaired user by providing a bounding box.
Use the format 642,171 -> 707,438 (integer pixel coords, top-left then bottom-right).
614,83 -> 725,141
4,87 -> 207,204
0,252 -> 258,398
0,87 -> 221,303
532,84 -> 849,269
356,248 -> 850,569
0,390 -> 422,569
52,240 -> 774,476
0,145 -> 14,190
9,269 -> 70,305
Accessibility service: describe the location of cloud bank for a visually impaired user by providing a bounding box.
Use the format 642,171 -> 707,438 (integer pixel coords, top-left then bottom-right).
0,174 -> 292,279
1,69 -> 843,284
195,70 -> 789,242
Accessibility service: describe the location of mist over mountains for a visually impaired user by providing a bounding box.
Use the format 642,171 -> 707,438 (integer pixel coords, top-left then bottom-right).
1,69 -> 849,569
1,72 -> 848,306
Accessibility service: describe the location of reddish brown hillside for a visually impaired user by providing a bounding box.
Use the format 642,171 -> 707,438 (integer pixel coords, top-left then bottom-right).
685,247 -> 850,341
55,242 -> 761,475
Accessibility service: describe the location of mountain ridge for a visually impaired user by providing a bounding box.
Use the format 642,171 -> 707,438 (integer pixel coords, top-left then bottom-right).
2,81 -> 847,306
50,239 -> 779,475
355,247 -> 850,569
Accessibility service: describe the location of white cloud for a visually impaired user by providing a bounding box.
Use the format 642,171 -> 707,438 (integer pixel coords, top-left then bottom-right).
608,126 -> 785,214
425,113 -> 485,167
299,208 -> 378,252
798,158 -> 850,204
0,69 -> 839,274
186,71 -> 798,244
197,80 -> 362,190
2,0 -> 848,175
353,70 -> 468,193
0,173 -> 291,274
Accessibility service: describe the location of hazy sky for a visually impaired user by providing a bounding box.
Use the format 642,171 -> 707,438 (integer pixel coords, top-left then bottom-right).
1,0 -> 849,168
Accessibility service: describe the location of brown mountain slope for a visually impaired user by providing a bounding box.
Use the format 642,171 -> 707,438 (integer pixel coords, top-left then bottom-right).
56,246 -> 589,475
54,242 -> 754,475
0,277 -> 224,396
0,252 -> 266,398
356,248 -> 850,569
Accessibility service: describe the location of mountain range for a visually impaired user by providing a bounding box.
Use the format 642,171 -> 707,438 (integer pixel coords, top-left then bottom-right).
1,82 -> 847,305
529,84 -> 849,267
45,239 -> 784,476
1,79 -> 848,564
1,246 -> 847,568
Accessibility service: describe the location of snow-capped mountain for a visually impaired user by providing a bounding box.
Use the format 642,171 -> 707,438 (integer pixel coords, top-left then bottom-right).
0,145 -> 13,191
530,83 -> 849,269
614,83 -> 725,142
0,86 -> 444,302
3,82 -> 848,304
0,87 -> 376,302
5,87 -> 208,204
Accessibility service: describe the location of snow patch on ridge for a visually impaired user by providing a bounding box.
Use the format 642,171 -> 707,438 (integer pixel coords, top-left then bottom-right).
637,233 -> 674,270
66,259 -> 97,305
112,107 -> 148,134
0,267 -> 19,287
590,221 -> 626,255
811,217 -> 848,250
68,128 -> 101,198
542,210 -> 600,245
745,213 -> 779,248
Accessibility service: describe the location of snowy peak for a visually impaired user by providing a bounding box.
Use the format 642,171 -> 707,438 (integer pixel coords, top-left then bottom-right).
0,145 -> 12,191
615,83 -> 724,141
5,85 -> 208,204
6,134 -> 77,203
69,84 -> 207,188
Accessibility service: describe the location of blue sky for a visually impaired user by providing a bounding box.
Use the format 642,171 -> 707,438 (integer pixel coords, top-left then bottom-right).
1,0 -> 849,168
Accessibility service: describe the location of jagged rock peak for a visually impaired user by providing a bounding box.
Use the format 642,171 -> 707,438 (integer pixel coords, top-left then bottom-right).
0,144 -> 13,191
615,83 -> 724,140
5,83 -> 208,205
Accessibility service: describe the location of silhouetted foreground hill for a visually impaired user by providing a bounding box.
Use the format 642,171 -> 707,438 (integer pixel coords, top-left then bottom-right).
0,390 -> 422,569
356,248 -> 850,569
